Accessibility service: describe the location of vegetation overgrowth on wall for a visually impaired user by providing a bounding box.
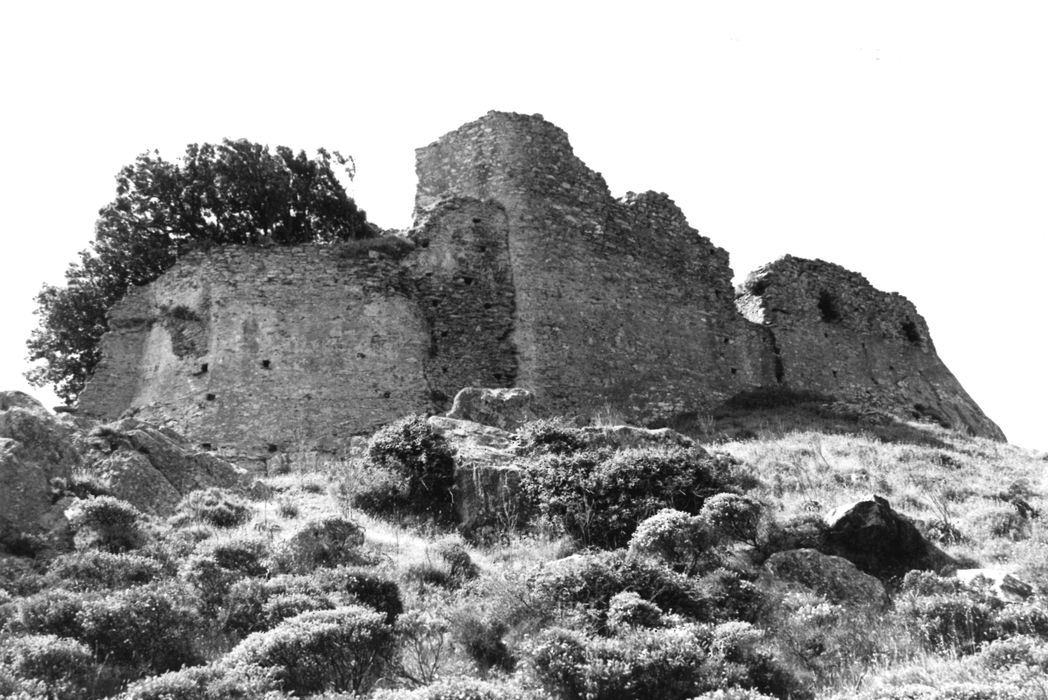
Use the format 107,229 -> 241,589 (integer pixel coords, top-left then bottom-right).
25,140 -> 372,402
2,408 -> 1047,699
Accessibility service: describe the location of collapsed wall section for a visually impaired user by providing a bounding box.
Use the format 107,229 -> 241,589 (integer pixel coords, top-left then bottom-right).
736,256 -> 1005,439
408,198 -> 518,409
78,244 -> 433,457
415,111 -> 778,423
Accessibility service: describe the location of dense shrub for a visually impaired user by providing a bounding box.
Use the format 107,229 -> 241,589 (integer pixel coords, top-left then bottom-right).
7,588 -> 87,639
629,508 -> 712,573
270,515 -> 367,573
520,446 -> 732,548
171,487 -> 252,528
897,587 -> 1003,653
75,582 -> 203,673
406,539 -> 480,589
529,550 -> 707,626
223,567 -> 402,638
356,416 -> 457,520
520,621 -> 808,700
700,493 -> 763,545
976,634 -> 1048,672
0,634 -> 96,699
45,551 -> 164,590
224,605 -> 396,695
182,535 -> 269,607
65,496 -> 147,552
527,624 -> 788,700
606,591 -> 664,630
372,676 -> 530,700
515,418 -> 589,455
118,662 -> 282,699
451,610 -> 515,673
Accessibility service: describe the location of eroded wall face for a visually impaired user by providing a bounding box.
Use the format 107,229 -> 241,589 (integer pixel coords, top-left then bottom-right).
79,245 -> 432,455
737,256 -> 1006,439
415,112 -> 778,423
409,199 -> 518,409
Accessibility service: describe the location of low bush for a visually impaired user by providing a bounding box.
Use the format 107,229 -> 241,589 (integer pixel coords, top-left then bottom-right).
520,446 -> 733,548
515,418 -> 589,455
606,591 -> 664,630
528,550 -> 708,627
224,605 -> 396,696
223,567 -> 402,638
118,662 -> 282,699
270,515 -> 367,573
182,535 -> 269,608
75,581 -> 203,674
975,634 -> 1048,672
0,634 -> 96,699
701,493 -> 763,546
451,610 -> 515,673
171,487 -> 252,528
357,415 -> 457,521
527,623 -> 803,700
897,587 -> 1004,653
372,676 -> 530,700
45,551 -> 164,591
629,508 -> 712,573
65,496 -> 147,552
7,588 -> 87,639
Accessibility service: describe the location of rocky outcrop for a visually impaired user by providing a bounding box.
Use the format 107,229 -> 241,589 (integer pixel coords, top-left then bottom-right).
0,394 -> 77,543
81,418 -> 266,515
762,548 -> 889,609
447,387 -> 538,431
426,416 -> 522,533
824,495 -> 955,580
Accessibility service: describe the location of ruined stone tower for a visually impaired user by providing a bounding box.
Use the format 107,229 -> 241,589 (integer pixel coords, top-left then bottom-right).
77,111 -> 1004,458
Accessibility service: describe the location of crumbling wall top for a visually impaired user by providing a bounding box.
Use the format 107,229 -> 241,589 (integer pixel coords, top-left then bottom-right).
737,255 -> 933,351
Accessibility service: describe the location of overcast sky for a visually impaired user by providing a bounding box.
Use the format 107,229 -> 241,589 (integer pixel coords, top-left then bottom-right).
2,1 -> 1045,450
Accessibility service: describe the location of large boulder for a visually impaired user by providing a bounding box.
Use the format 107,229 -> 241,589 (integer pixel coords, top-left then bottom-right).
447,387 -> 538,431
427,415 -> 523,533
0,391 -> 80,479
0,438 -> 53,542
81,418 -> 266,515
762,548 -> 889,609
824,495 -> 954,580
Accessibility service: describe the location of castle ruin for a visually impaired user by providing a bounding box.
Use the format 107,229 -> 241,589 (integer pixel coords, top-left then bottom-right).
77,111 -> 1004,458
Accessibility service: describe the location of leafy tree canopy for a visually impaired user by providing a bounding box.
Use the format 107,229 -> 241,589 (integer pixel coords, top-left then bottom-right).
26,139 -> 373,402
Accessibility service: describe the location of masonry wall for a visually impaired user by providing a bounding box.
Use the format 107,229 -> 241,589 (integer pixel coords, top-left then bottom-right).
78,244 -> 433,457
415,112 -> 778,424
78,111 -> 1004,452
736,256 -> 1005,439
408,198 -> 518,410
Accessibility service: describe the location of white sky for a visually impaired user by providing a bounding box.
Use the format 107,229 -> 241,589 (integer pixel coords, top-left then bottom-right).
1,1 -> 1045,450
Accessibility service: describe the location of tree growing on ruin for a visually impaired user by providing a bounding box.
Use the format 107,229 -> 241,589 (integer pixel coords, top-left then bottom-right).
26,140 -> 373,402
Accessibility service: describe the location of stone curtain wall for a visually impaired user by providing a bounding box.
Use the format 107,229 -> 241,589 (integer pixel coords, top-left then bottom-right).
79,111 -> 1004,453
79,244 -> 433,458
737,256 -> 1005,439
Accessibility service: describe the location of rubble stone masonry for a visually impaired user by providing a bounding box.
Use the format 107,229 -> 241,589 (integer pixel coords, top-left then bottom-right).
77,111 -> 1004,455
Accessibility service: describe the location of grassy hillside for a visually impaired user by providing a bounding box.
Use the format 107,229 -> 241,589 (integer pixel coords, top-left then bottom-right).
1,405 -> 1046,699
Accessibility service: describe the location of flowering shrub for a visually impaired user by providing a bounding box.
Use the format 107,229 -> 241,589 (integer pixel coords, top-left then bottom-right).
118,662 -> 282,699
